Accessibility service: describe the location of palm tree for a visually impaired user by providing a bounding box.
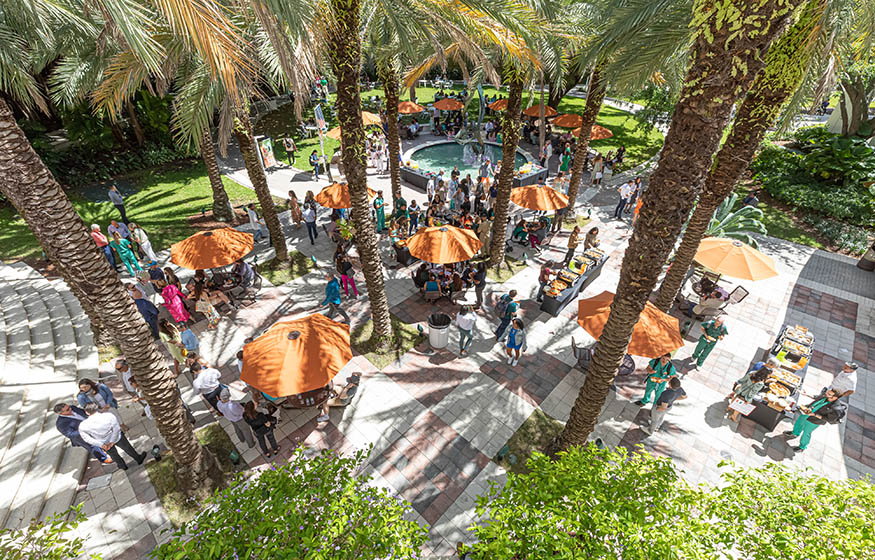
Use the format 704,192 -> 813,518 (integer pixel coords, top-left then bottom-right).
552,0 -> 806,452
563,64 -> 605,218
653,0 -> 841,310
378,60 -> 403,207
199,127 -> 236,222
701,194 -> 767,247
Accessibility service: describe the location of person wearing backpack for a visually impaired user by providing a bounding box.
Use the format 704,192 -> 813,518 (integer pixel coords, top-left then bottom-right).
494,290 -> 518,342
783,388 -> 847,452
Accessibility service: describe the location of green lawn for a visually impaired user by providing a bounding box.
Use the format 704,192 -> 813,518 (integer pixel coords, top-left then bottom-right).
0,161 -> 260,262
494,409 -> 565,475
733,185 -> 823,250
255,85 -> 664,170
258,252 -> 316,286
350,314 -> 423,369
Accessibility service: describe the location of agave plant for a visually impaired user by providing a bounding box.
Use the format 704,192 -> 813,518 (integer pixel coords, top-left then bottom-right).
704,193 -> 767,248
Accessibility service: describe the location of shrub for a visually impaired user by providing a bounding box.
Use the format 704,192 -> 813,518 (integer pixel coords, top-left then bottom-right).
802,215 -> 870,255
0,505 -> 92,560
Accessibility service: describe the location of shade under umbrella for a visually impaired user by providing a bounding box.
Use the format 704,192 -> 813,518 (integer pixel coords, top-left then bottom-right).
434,98 -> 464,111
693,238 -> 778,281
572,124 -> 613,140
488,99 -> 508,111
241,314 -> 352,398
551,113 -> 583,128
314,182 -> 378,209
510,184 -> 569,211
406,225 -> 482,264
398,101 -> 425,114
170,228 -> 254,270
577,291 -> 684,359
522,104 -> 558,118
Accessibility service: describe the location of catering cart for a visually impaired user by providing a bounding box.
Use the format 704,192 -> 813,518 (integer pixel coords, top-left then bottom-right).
745,324 -> 813,431
540,250 -> 608,317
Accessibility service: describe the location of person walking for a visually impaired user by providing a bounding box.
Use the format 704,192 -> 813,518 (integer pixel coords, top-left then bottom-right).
110,232 -> 142,276
243,401 -> 280,458
635,354 -> 677,406
190,362 -> 225,412
336,254 -> 358,299
78,403 -> 147,470
494,290 -> 518,342
54,403 -> 111,464
283,137 -> 297,165
156,279 -> 191,324
691,316 -> 728,369
131,286 -> 159,339
108,185 -> 128,223
158,319 -> 186,375
217,389 -> 256,449
590,154 -> 603,186
455,305 -> 477,355
625,176 -> 642,214
471,262 -> 487,308
504,319 -> 527,366
77,378 -> 118,412
288,190 -> 303,229
320,271 -> 350,323
614,180 -> 635,219
303,203 -> 318,245
645,377 -> 687,435
563,226 -> 580,267
90,224 -> 117,270
783,389 -> 847,452
129,222 -> 157,262
373,191 -> 388,233
535,261 -> 554,303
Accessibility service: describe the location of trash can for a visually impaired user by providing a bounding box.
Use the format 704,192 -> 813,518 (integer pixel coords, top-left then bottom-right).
428,312 -> 451,349
857,241 -> 875,271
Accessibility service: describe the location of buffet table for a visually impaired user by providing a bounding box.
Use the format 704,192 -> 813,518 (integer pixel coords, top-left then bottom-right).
514,167 -> 549,188
400,167 -> 430,190
746,324 -> 812,431
540,253 -> 608,317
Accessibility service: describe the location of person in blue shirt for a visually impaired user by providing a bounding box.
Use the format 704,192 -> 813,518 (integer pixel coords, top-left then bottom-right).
320,271 -> 350,323
180,326 -> 200,356
53,403 -> 110,463
130,285 -> 159,339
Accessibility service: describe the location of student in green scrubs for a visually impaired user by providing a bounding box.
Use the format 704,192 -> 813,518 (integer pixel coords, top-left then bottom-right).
784,389 -> 846,451
691,316 -> 728,369
636,354 -> 677,405
373,191 -> 387,233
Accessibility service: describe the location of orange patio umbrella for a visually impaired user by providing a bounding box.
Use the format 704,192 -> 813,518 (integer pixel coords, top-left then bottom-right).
693,238 -> 778,281
434,98 -> 464,111
487,99 -> 508,111
577,291 -> 684,358
241,314 -> 352,398
170,228 -> 254,270
325,126 -> 342,140
314,182 -> 378,209
572,124 -> 613,140
522,104 -> 558,118
362,111 -> 382,126
510,184 -> 569,211
551,113 -> 583,128
398,101 -> 425,114
406,225 -> 482,264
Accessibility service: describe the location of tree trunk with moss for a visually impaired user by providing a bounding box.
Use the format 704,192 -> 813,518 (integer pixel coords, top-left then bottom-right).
233,117 -> 288,261
379,62 -> 402,208
565,66 -> 605,217
488,74 -> 524,269
326,0 -> 394,344
654,2 -> 821,311
552,0 -> 804,453
200,127 -> 236,223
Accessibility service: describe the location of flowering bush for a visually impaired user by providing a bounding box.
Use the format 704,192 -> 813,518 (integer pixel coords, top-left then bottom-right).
152,448 -> 426,559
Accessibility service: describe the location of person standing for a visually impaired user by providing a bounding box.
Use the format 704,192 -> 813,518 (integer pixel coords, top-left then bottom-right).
373,191 -> 388,233
131,286 -> 160,339
336,254 -> 359,299
309,150 -> 320,179
408,200 -> 420,234
77,378 -> 118,412
494,290 -> 518,342
303,203 -> 318,245
829,362 -> 858,399
645,377 -> 687,435
156,279 -> 191,324
455,305 -> 477,356
190,362 -> 225,412
563,225 -> 580,267
535,261 -> 554,303
110,232 -> 142,276
129,222 -> 157,262
320,271 -> 350,323
91,224 -> 116,269
158,319 -> 186,376
471,262 -> 487,308
783,389 -> 847,452
78,404 -> 147,470
625,176 -> 641,214
690,316 -> 728,369
108,185 -> 128,223
288,190 -> 303,229
108,220 -> 131,241
283,137 -> 297,165
243,401 -> 280,458
504,319 -> 527,366
589,154 -> 603,186
635,354 -> 677,406
477,217 -> 492,257
217,389 -> 256,449
726,366 -> 769,422
54,403 -> 111,464
614,180 -> 635,219
246,203 -> 268,244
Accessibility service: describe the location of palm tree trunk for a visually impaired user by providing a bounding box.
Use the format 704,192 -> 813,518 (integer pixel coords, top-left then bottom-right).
548,63 -> 584,109
0,96 -> 222,495
487,74 -> 524,268
126,100 -> 146,148
232,117 -> 288,261
379,62 -> 402,208
326,0 -> 394,345
200,128 -> 236,223
565,66 -> 605,217
538,73 -> 546,152
552,0 -> 804,452
654,3 -> 820,311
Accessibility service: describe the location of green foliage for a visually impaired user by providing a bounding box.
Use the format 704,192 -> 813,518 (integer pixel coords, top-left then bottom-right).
135,90 -> 173,146
60,103 -> 117,152
628,83 -> 676,134
802,214 -> 870,255
0,505 -> 97,560
151,448 -> 427,560
466,445 -> 875,559
797,134 -> 875,188
704,193 -> 767,247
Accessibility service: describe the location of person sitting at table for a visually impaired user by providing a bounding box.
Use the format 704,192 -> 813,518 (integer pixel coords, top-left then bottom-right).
528,220 -> 548,251
449,272 -> 464,297
186,270 -> 236,309
413,264 -> 429,290
424,274 -> 442,300
682,288 -> 725,318
231,259 -> 255,290
511,218 -> 528,244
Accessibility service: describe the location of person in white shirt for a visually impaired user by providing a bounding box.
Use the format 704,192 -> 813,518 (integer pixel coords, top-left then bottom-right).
217,388 -> 256,448
191,362 -> 225,412
79,404 -> 146,470
246,203 -> 268,243
830,362 -> 858,398
302,204 -> 318,245
455,305 -> 477,356
614,180 -> 635,220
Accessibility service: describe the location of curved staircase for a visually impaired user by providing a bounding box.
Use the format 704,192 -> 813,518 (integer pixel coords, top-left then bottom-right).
0,261 -> 98,530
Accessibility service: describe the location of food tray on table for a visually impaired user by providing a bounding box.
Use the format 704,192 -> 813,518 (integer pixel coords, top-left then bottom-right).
781,325 -> 814,346
558,270 -> 579,283
769,368 -> 802,389
779,339 -> 812,356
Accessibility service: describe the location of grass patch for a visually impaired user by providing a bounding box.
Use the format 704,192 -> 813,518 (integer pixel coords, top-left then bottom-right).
145,423 -> 241,527
257,252 -> 316,286
350,314 -> 423,369
97,343 -> 121,363
561,215 -> 592,231
486,253 -> 528,283
0,161 -> 259,262
494,409 -> 565,475
733,184 -> 823,250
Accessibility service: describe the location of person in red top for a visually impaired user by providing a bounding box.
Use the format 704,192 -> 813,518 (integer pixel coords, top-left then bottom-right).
535,261 -> 554,303
90,224 -> 116,269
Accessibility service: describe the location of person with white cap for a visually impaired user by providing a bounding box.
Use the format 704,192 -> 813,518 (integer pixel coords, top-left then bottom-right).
829,362 -> 858,399
216,388 -> 255,448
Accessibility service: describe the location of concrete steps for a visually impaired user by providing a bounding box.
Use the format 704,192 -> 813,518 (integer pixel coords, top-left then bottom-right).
0,262 -> 97,530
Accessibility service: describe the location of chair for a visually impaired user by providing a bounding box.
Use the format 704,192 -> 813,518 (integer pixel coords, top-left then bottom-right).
236,263 -> 263,304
